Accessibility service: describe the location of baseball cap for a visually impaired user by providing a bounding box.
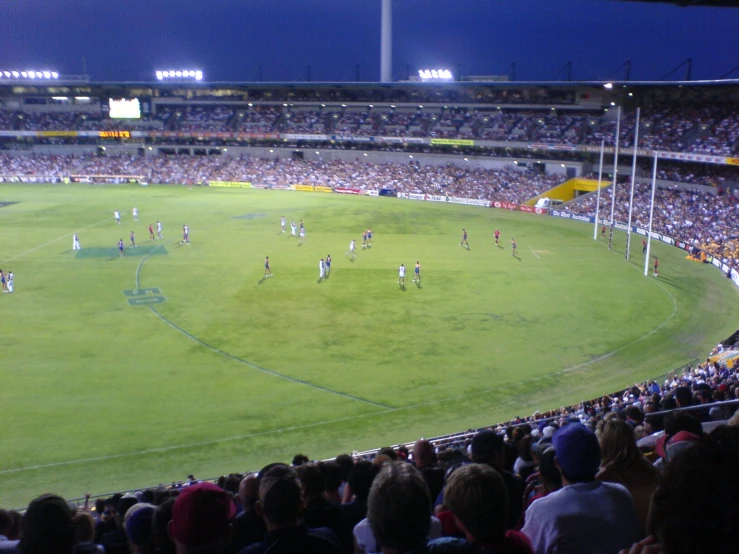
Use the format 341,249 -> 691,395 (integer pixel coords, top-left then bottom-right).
170,482 -> 236,546
552,423 -> 601,481
124,504 -> 155,546
655,430 -> 701,461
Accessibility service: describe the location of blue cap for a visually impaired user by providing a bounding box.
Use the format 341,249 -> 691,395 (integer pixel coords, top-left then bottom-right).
552,423 -> 601,481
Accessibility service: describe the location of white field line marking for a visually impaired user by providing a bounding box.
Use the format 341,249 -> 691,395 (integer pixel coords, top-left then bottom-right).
0,216 -> 111,265
0,238 -> 682,474
529,246 -> 541,260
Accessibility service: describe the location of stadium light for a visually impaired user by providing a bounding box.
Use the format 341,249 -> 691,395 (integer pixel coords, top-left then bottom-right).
604,82 -> 614,89
155,69 -> 204,81
418,68 -> 453,81
0,70 -> 59,81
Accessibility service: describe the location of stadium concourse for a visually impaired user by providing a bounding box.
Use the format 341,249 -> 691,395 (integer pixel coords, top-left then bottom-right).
1,357 -> 739,554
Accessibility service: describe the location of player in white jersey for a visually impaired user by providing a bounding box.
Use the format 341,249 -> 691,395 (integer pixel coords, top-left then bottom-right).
398,264 -> 406,286
346,240 -> 357,259
281,216 -> 286,233
73,232 -> 81,251
133,207 -> 139,221
319,258 -> 325,279
181,225 -> 190,245
114,210 -> 121,224
298,227 -> 305,244
291,220 -> 297,236
157,221 -> 163,239
6,271 -> 13,293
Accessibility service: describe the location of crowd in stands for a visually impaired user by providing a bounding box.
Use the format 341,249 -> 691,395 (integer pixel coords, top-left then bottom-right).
566,180 -> 739,268
1,101 -> 738,155
0,153 -> 566,201
2,354 -> 739,554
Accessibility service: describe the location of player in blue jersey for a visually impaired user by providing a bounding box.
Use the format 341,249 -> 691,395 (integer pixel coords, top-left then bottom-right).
367,228 -> 373,247
118,239 -> 125,257
264,256 -> 272,278
511,238 -> 517,256
362,230 -> 368,249
413,261 -> 421,284
130,230 -> 137,248
325,254 -> 332,276
460,228 -> 469,248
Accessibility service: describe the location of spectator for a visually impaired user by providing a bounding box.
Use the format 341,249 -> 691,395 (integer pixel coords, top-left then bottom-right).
364,462 -> 467,554
242,464 -> 342,554
168,482 -> 236,554
467,430 -> 524,529
152,499 -> 176,554
522,423 -> 640,554
296,463 -> 351,551
623,426 -> 739,554
413,439 -> 446,505
228,474 -> 265,554
596,418 -> 659,534
439,463 -> 534,554
125,504 -> 156,554
19,494 -> 76,554
339,461 -> 377,533
72,511 -> 104,554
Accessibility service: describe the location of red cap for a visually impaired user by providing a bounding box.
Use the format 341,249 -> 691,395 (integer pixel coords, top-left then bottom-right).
170,482 -> 236,546
655,430 -> 700,460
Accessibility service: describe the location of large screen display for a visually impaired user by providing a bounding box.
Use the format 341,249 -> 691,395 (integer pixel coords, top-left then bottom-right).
109,98 -> 141,119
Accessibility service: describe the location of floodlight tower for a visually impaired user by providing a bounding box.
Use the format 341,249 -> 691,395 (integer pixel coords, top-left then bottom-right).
381,0 -> 392,82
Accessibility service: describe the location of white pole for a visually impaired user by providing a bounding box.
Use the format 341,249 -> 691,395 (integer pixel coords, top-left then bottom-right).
609,105 -> 621,226
626,107 -> 640,261
593,139 -> 605,240
381,0 -> 393,82
645,154 -> 658,276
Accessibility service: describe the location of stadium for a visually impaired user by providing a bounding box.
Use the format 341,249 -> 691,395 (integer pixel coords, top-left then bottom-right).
2,1 -> 739,553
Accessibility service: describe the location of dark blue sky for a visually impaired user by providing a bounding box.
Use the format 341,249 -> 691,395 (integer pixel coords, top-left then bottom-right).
1,0 -> 738,82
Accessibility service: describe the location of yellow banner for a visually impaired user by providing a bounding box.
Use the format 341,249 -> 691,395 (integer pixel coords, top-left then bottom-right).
209,181 -> 252,188
37,131 -> 78,137
727,158 -> 739,166
293,184 -> 333,193
430,138 -> 475,146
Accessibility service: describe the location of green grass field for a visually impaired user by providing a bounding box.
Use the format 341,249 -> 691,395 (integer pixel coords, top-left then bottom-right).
1,183 -> 737,507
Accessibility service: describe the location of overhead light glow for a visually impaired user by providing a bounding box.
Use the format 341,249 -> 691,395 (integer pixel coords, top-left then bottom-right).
155,69 -> 204,81
604,82 -> 614,89
418,69 -> 453,81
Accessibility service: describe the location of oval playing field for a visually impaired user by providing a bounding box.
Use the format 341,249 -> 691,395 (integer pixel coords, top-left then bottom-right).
1,184 -> 737,506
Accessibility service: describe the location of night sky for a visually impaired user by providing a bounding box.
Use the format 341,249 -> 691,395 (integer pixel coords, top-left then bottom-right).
1,0 -> 738,83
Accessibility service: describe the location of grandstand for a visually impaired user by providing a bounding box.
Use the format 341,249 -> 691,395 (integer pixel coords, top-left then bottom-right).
2,79 -> 739,554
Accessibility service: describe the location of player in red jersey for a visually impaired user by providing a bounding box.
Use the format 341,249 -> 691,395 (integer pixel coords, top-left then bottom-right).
654,257 -> 659,277
494,228 -> 500,246
149,224 -> 155,241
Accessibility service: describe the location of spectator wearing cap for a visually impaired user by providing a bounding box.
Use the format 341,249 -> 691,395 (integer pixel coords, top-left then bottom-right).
241,464 -> 342,554
125,503 -> 156,554
168,482 -> 235,554
522,423 -> 640,554
227,474 -> 265,554
433,463 -> 534,554
19,494 -> 76,554
596,418 -> 659,534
